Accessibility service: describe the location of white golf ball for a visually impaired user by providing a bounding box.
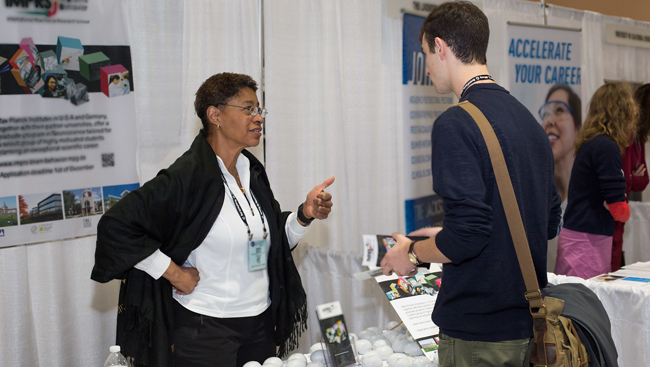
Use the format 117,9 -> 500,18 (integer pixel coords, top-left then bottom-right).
286,359 -> 306,367
373,339 -> 389,349
310,349 -> 325,363
355,339 -> 373,354
309,343 -> 324,353
386,353 -> 409,365
377,345 -> 394,359
404,342 -> 424,356
362,355 -> 383,367
362,350 -> 380,361
383,330 -> 399,341
412,356 -> 433,366
392,338 -> 409,353
263,356 -> 283,366
358,330 -> 374,340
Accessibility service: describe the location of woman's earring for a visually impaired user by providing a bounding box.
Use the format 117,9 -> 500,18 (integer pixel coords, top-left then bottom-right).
217,124 -> 221,130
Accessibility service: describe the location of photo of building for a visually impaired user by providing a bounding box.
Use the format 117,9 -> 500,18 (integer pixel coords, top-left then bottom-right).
0,196 -> 18,228
102,183 -> 139,211
63,187 -> 103,219
19,193 -> 64,224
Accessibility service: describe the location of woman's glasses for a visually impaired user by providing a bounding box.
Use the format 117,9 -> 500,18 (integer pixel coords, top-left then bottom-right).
538,100 -> 573,121
222,104 -> 268,118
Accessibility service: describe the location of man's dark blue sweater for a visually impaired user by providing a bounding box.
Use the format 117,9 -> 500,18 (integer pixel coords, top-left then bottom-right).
431,83 -> 562,341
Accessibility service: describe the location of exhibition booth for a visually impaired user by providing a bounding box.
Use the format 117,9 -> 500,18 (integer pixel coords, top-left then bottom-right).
1,0 -> 650,366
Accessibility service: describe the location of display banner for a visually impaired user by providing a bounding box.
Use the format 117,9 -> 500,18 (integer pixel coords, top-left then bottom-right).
605,23 -> 650,50
0,1 -> 139,248
403,13 -> 454,233
508,23 -> 582,122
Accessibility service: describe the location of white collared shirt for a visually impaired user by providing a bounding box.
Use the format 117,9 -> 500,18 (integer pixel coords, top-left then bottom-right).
135,154 -> 309,317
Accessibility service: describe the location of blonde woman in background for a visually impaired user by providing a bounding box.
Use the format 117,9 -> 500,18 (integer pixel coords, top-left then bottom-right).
556,83 -> 638,279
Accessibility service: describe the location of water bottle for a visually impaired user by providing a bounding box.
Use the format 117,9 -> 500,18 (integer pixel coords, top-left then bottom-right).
104,345 -> 128,367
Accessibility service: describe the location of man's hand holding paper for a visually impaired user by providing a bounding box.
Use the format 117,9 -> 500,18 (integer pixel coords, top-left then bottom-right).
380,227 -> 449,277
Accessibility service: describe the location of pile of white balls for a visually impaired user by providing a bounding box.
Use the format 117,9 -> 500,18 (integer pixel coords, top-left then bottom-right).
353,321 -> 437,367
242,321 -> 438,367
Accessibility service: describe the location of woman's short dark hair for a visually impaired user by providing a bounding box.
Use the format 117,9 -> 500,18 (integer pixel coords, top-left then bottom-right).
419,1 -> 489,65
110,75 -> 120,83
545,84 -> 582,129
634,83 -> 650,145
194,73 -> 258,134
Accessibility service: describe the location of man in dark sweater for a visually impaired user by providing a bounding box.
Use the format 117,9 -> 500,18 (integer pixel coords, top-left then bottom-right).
381,2 -> 562,365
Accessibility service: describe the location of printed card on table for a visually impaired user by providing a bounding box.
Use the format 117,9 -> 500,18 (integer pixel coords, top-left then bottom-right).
316,301 -> 357,367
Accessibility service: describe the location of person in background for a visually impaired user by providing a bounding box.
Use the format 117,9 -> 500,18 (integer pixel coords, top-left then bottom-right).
556,83 -> 638,279
380,2 -> 561,366
611,83 -> 650,271
91,73 -> 335,367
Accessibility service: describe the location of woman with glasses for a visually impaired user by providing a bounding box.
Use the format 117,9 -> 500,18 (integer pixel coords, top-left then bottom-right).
611,84 -> 650,271
539,84 -> 582,205
91,73 -> 335,367
555,83 -> 637,279
539,84 -> 581,271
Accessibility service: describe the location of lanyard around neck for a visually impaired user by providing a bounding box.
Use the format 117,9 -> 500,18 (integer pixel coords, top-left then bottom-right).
220,170 -> 268,240
460,74 -> 494,98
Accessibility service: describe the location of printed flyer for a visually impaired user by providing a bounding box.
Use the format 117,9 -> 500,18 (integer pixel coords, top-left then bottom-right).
361,234 -> 429,269
0,1 -> 139,247
374,267 -> 442,361
316,301 -> 357,367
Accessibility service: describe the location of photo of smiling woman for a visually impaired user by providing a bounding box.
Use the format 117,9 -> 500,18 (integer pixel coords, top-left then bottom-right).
42,75 -> 57,98
539,84 -> 581,270
540,84 -> 583,205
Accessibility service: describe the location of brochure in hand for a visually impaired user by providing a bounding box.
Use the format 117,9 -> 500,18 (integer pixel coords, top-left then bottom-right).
316,301 -> 357,367
355,234 -> 430,280
359,234 -> 442,361
373,267 -> 443,361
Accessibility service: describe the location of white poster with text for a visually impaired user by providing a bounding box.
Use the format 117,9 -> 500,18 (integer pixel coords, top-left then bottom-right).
0,0 -> 139,247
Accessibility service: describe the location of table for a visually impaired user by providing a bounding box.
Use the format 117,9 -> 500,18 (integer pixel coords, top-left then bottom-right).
549,264 -> 650,367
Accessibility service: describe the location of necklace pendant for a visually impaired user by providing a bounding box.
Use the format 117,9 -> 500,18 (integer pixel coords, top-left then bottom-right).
240,187 -> 245,194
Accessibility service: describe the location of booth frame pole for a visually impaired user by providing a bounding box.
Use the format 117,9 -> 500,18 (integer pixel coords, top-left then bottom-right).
259,0 -> 266,166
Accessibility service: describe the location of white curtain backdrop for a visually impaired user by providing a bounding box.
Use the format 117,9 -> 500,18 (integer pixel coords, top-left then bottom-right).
2,0 -> 650,365
263,0 -> 403,251
263,0 -> 405,349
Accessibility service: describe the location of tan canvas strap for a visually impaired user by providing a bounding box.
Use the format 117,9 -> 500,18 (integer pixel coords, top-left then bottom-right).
453,101 -> 544,311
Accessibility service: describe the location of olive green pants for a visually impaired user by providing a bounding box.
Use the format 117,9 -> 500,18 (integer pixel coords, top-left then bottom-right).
438,332 -> 533,367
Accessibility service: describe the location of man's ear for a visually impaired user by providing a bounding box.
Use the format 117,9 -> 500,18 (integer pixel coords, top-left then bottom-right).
435,37 -> 448,60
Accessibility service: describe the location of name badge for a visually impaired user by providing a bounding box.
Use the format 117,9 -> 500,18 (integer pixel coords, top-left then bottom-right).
248,238 -> 268,271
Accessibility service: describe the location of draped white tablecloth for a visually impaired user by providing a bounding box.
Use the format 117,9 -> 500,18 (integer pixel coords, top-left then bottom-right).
294,247 -> 650,367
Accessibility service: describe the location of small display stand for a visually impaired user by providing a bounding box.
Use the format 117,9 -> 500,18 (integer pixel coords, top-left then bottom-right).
316,301 -> 359,367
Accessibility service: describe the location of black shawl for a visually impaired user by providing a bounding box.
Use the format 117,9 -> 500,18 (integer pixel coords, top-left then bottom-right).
91,131 -> 307,367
